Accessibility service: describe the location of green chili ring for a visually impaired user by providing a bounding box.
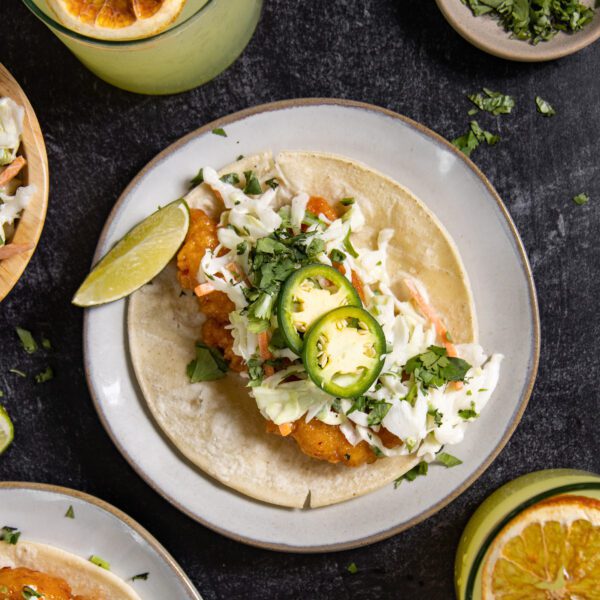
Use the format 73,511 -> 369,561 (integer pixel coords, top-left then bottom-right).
302,306 -> 386,398
277,264 -> 362,355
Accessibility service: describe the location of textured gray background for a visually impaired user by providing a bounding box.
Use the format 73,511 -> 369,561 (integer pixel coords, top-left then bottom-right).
1,0 -> 599,598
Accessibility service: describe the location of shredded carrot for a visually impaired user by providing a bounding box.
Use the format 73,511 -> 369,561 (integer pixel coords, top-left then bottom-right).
0,156 -> 26,187
258,331 -> 275,377
351,270 -> 366,304
278,422 -> 294,436
0,242 -> 33,260
194,282 -> 215,297
332,261 -> 346,275
404,278 -> 463,389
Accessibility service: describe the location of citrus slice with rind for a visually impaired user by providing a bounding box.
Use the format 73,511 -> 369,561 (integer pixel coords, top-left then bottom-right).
0,404 -> 14,455
72,199 -> 189,307
47,0 -> 187,41
482,495 -> 600,599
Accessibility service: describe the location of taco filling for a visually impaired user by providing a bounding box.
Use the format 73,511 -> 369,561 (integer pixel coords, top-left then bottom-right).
173,157 -> 503,468
0,566 -> 92,599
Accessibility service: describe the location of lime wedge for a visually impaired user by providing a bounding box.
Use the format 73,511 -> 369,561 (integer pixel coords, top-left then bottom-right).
0,404 -> 14,455
73,199 -> 190,307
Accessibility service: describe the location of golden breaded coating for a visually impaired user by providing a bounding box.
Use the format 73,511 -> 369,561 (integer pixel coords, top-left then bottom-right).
201,318 -> 246,372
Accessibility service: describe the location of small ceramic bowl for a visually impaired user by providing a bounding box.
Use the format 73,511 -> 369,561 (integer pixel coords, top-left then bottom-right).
0,63 -> 49,301
436,0 -> 600,61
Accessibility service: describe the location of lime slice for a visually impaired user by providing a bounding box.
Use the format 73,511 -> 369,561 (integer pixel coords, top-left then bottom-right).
73,199 -> 190,306
0,404 -> 14,455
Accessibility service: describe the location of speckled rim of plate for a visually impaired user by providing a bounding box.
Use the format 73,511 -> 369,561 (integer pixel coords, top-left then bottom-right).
435,0 -> 600,62
0,63 -> 49,302
0,481 -> 201,598
83,98 -> 540,552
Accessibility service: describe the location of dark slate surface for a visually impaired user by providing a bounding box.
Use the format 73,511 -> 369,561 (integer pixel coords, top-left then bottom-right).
1,0 -> 599,598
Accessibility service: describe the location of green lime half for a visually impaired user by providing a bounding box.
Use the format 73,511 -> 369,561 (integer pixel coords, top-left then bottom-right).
73,199 -> 190,307
0,404 -> 14,455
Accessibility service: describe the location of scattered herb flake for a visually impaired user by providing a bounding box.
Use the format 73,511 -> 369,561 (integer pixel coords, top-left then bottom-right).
340,197 -> 355,206
265,177 -> 279,189
436,452 -> 463,468
89,555 -> 110,570
190,168 -> 204,188
535,96 -> 556,117
573,193 -> 590,206
15,328 -> 38,354
329,248 -> 346,263
220,173 -> 240,185
0,526 -> 21,545
458,401 -> 479,421
243,170 -> 262,195
236,154 -> 244,160
65,505 -> 75,519
394,462 -> 428,488
131,572 -> 149,581
347,562 -> 358,574
41,336 -> 52,350
35,367 -> 54,384
9,368 -> 26,378
468,88 -> 515,115
22,586 -> 42,599
452,120 -> 499,157
212,128 -> 227,137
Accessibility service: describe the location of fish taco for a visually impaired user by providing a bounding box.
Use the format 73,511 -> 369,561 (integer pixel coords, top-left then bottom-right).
128,151 -> 502,508
0,533 -> 141,599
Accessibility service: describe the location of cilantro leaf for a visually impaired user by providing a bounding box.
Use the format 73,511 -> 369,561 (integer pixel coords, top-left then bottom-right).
22,587 -> 42,599
35,367 -> 54,384
15,327 -> 38,354
0,526 -> 21,544
340,197 -> 355,206
220,173 -> 240,185
131,572 -> 149,581
65,505 -> 75,519
367,401 -> 392,426
404,346 -> 471,392
468,88 -> 515,115
243,170 -> 262,195
212,128 -> 227,137
458,401 -> 479,421
347,562 -> 358,574
329,249 -> 346,263
394,462 -> 428,488
190,168 -> 204,187
436,452 -> 463,468
452,121 -> 499,157
186,343 -> 228,382
265,177 -> 279,189
535,96 -> 555,117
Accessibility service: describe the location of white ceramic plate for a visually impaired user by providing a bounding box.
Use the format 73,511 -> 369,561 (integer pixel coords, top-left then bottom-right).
0,483 -> 201,598
84,99 -> 539,552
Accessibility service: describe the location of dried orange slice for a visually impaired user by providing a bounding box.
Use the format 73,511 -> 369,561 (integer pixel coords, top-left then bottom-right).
47,0 -> 187,40
482,495 -> 600,599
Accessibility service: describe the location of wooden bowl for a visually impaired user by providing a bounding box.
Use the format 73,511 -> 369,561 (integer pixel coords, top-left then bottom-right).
0,63 -> 49,301
436,0 -> 600,62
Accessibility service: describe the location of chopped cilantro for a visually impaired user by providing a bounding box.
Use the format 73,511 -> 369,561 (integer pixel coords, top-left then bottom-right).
35,367 -> 54,384
573,193 -> 590,206
22,587 -> 42,599
41,336 -> 52,350
340,197 -> 355,206
367,401 -> 392,426
372,446 -> 385,458
190,168 -> 204,187
212,128 -> 227,137
467,107 -> 479,116
131,572 -> 149,581
329,249 -> 346,263
65,505 -> 75,519
306,238 -> 325,259
427,406 -> 443,427
186,343 -> 228,382
436,452 -> 463,468
265,177 -> 279,189
394,461 -> 428,488
404,346 -> 471,392
458,401 -> 479,421
347,562 -> 358,574
452,121 -> 499,157
89,555 -> 110,570
0,526 -> 20,544
15,327 -> 38,354
220,173 -> 240,185
468,88 -> 515,115
462,0 -> 594,44
9,368 -> 26,378
236,241 -> 248,255
236,154 -> 244,160
535,96 -> 555,117
243,170 -> 262,195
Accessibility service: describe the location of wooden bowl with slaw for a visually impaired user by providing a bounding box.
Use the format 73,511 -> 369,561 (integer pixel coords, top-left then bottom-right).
0,63 -> 49,301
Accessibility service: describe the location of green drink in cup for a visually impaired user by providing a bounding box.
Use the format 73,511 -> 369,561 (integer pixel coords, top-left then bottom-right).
21,0 -> 263,95
455,469 -> 600,599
